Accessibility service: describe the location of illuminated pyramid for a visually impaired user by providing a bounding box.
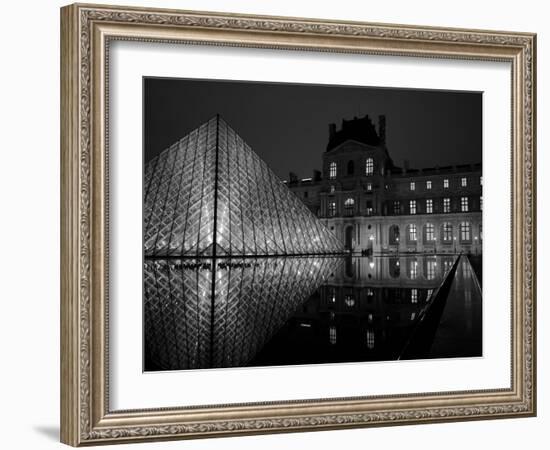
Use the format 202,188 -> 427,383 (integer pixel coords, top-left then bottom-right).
144,116 -> 343,257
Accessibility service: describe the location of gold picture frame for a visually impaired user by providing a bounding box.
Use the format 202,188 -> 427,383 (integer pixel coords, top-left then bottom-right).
60,3 -> 536,446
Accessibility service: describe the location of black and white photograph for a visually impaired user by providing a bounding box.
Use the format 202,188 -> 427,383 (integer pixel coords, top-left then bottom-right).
143,78 -> 483,372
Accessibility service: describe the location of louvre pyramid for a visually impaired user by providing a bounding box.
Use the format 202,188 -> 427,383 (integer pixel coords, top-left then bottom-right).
144,116 -> 343,257
144,257 -> 341,370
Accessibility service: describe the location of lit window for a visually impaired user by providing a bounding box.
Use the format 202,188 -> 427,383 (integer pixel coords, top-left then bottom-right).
480,176 -> 483,186
427,289 -> 433,299
443,197 -> 451,213
426,180 -> 432,190
442,223 -> 453,241
408,224 -> 417,241
328,201 -> 336,217
444,178 -> 449,188
344,295 -> 355,308
460,222 -> 471,242
409,200 -> 416,215
329,162 -> 337,179
461,196 -> 469,212
344,198 -> 355,216
461,177 -> 468,187
393,201 -> 401,214
411,312 -> 416,321
411,289 -> 418,303
365,158 -> 374,175
480,196 -> 483,211
425,223 -> 435,241
330,184 -> 335,194
366,182 -> 372,191
410,181 -> 416,191
479,224 -> 483,241
426,199 -> 433,214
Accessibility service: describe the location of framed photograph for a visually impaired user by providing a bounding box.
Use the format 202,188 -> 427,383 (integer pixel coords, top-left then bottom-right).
60,3 -> 536,446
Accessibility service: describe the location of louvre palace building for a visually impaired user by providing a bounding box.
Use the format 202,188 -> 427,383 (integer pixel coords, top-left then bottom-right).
286,114 -> 482,255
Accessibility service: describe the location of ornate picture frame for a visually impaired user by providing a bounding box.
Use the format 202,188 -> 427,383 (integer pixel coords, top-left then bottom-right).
60,3 -> 536,446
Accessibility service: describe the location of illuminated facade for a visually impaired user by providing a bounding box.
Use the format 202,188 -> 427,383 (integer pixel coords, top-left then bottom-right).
286,115 -> 482,254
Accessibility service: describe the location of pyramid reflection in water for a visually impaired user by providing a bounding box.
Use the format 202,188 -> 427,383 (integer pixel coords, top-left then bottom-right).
144,257 -> 342,370
144,116 -> 343,257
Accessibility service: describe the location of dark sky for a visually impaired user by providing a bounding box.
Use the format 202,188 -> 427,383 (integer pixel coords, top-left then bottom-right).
144,78 -> 482,180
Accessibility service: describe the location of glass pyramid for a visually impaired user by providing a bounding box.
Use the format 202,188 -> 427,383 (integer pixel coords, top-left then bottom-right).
144,116 -> 343,257
144,256 -> 342,370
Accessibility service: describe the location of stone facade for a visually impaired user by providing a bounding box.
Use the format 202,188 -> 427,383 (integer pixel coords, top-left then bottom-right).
286,114 -> 482,255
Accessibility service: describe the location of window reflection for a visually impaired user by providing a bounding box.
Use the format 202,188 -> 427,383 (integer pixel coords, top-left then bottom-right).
389,257 -> 400,278
329,326 -> 337,345
407,258 -> 418,279
366,329 -> 375,349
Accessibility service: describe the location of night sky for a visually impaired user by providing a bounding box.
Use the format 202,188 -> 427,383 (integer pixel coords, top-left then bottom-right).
144,78 -> 482,181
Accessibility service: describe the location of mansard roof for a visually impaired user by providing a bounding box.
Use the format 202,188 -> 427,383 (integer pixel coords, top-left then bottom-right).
326,114 -> 385,152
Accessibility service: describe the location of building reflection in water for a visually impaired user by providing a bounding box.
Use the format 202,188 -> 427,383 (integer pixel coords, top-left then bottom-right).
145,255 -> 482,371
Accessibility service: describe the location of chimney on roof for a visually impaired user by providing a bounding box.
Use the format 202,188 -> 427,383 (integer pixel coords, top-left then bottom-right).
378,115 -> 386,144
403,160 -> 410,172
328,123 -> 336,140
289,172 -> 298,183
313,170 -> 321,181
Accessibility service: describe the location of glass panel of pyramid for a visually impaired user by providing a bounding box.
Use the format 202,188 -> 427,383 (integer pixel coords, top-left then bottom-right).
144,116 -> 343,257
144,256 -> 342,370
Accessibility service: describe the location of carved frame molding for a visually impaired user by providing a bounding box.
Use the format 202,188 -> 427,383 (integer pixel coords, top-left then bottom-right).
60,3 -> 536,446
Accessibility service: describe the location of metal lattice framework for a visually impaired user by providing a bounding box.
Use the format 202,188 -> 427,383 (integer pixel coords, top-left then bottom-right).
144,116 -> 343,257
144,257 -> 341,370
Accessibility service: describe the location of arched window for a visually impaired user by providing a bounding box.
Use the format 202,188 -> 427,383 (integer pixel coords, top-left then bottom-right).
441,222 -> 453,242
329,162 -> 337,179
423,223 -> 435,243
347,160 -> 355,175
344,198 -> 355,216
459,222 -> 472,242
365,157 -> 374,175
389,225 -> 400,245
407,224 -> 417,242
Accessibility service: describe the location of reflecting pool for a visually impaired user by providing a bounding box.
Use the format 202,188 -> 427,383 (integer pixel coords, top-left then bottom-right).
144,255 -> 482,371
